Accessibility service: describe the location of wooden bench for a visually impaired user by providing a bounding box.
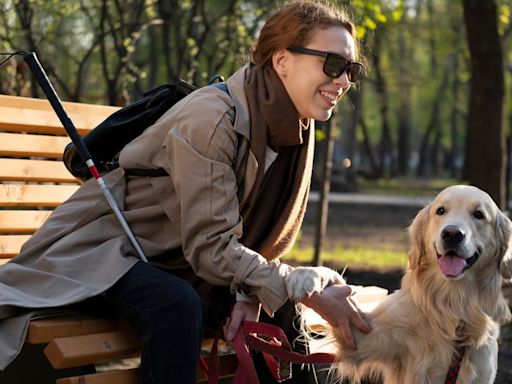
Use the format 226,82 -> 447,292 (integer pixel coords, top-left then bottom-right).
0,94 -> 238,383
0,93 -> 390,384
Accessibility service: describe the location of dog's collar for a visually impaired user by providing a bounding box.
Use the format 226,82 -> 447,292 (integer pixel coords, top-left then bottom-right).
444,342 -> 466,384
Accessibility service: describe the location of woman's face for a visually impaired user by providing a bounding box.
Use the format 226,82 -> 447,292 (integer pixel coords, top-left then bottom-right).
273,26 -> 356,121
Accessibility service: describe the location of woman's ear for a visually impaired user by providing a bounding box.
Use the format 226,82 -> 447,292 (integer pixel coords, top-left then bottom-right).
496,211 -> 512,280
408,204 -> 430,269
272,49 -> 290,78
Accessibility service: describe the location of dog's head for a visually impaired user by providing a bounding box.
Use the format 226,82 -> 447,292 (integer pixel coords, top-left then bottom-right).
408,185 -> 512,282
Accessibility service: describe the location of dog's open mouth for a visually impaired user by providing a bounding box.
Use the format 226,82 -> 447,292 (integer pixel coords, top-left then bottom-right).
436,249 -> 479,277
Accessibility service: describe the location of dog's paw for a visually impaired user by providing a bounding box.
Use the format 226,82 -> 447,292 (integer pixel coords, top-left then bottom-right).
286,266 -> 345,300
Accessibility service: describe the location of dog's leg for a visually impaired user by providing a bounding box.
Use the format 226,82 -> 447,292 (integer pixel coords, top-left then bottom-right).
457,340 -> 498,384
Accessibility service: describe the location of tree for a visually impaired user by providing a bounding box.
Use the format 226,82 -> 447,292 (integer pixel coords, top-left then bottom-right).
462,0 -> 506,208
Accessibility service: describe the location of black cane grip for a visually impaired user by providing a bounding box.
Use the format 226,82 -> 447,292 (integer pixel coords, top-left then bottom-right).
23,52 -> 93,163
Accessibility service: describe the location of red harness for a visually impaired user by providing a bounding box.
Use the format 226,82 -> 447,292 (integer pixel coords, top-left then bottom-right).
444,343 -> 466,384
205,321 -> 466,384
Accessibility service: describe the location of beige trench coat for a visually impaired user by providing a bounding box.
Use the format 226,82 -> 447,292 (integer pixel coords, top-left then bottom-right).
0,66 -> 311,369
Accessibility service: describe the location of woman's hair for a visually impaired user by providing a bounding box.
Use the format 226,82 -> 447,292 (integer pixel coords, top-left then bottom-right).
251,0 -> 361,67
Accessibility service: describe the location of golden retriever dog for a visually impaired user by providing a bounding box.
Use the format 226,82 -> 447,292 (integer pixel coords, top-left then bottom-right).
287,185 -> 512,384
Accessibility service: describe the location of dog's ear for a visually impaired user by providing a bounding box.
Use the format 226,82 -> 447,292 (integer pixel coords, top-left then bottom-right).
496,210 -> 512,279
408,204 -> 430,269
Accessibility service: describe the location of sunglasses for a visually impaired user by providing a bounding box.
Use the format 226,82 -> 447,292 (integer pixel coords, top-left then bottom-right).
288,46 -> 364,83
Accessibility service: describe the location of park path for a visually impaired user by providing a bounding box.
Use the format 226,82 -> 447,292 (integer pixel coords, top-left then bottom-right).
309,191 -> 432,207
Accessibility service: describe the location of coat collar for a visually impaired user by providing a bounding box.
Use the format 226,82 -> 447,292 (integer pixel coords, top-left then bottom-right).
226,64 -> 252,140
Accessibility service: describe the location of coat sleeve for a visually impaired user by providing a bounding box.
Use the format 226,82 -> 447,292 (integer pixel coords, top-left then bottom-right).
164,91 -> 291,316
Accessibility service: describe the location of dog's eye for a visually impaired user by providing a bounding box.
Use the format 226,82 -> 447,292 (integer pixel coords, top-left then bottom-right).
436,207 -> 445,215
473,210 -> 484,220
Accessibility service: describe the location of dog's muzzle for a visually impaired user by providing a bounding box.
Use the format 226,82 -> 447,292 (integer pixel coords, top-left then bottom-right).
436,225 -> 480,277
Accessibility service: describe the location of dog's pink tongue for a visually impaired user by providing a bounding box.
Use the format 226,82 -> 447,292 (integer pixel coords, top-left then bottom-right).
438,255 -> 466,276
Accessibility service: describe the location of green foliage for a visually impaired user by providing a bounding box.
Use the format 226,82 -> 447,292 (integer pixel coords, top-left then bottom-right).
0,0 -> 511,184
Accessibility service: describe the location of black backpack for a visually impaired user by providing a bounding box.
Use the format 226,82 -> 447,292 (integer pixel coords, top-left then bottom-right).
63,79 -> 228,181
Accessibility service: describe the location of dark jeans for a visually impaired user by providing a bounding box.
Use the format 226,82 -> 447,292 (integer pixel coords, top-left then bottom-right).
77,261 -> 207,384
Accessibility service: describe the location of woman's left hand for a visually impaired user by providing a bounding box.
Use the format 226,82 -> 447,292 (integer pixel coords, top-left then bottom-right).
223,300 -> 261,341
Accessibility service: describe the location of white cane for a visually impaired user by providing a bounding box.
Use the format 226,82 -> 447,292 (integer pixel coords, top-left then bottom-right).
23,51 -> 148,263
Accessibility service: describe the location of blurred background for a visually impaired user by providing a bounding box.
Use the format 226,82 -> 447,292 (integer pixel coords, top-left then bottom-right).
1,0 -> 512,268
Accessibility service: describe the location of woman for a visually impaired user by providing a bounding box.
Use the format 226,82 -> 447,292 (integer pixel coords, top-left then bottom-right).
0,1 -> 369,383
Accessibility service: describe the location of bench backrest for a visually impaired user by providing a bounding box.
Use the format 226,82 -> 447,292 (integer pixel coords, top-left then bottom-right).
0,94 -> 119,264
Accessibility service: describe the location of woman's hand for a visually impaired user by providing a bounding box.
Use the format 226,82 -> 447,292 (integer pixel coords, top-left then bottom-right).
223,299 -> 261,341
299,284 -> 371,350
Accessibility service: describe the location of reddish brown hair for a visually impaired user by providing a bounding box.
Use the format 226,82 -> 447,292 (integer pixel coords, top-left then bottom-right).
251,1 -> 360,67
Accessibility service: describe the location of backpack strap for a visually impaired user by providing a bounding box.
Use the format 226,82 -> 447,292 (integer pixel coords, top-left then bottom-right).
213,82 -> 228,93
125,82 -> 232,178
125,168 -> 170,177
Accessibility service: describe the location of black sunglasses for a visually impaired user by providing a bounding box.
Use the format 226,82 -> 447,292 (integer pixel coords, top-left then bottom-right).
288,46 -> 364,82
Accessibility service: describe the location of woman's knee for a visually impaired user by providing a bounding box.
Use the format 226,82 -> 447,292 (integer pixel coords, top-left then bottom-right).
163,280 -> 205,317
143,277 -> 206,323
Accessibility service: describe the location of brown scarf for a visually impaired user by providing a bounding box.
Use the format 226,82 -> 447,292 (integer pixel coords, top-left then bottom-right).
240,64 -> 314,261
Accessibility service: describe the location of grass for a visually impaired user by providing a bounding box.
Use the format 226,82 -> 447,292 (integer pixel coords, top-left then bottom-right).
283,243 -> 408,269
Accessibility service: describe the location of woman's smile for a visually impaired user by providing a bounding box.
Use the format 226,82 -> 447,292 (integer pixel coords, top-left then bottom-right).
319,89 -> 341,107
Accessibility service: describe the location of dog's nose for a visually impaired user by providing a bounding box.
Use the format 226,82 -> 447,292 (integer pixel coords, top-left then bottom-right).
441,225 -> 465,246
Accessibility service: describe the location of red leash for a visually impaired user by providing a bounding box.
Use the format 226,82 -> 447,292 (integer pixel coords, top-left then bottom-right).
207,320 -> 336,384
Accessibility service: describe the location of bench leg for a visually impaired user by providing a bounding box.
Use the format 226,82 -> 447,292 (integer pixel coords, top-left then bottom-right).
0,343 -> 95,384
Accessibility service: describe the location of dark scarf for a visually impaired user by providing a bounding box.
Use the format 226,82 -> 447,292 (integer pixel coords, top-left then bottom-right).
240,64 -> 314,261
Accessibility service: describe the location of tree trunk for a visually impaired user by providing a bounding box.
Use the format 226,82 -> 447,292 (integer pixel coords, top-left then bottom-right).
397,20 -> 412,176
416,55 -> 453,177
449,19 -> 463,178
359,116 -> 378,177
345,87 -> 363,183
313,115 -> 335,267
372,31 -> 394,178
462,0 -> 505,207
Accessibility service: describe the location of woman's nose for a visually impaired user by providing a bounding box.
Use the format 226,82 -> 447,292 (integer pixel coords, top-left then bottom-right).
332,70 -> 350,88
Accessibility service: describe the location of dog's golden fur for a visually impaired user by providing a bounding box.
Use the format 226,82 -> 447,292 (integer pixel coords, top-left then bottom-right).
293,185 -> 512,384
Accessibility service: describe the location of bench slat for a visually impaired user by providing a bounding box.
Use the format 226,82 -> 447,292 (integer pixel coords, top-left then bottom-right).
0,184 -> 78,207
44,330 -> 141,369
0,210 -> 52,233
0,106 -> 94,135
0,132 -> 69,158
0,235 -> 30,257
0,94 -> 119,115
56,369 -> 140,384
55,354 -> 239,384
27,315 -> 129,344
0,158 -> 77,182
0,95 -> 119,136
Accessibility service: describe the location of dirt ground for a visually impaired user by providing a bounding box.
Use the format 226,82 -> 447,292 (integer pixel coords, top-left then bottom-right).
300,200 -> 512,383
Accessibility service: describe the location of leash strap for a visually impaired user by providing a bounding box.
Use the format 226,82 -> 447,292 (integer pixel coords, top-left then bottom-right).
208,321 -> 335,383
206,321 -> 335,383
444,343 -> 465,384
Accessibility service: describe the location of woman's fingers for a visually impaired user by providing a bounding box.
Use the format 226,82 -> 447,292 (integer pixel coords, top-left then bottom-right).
224,310 -> 244,341
349,305 -> 371,334
223,300 -> 261,341
337,319 -> 356,350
